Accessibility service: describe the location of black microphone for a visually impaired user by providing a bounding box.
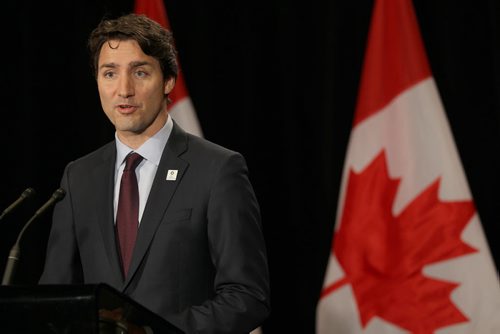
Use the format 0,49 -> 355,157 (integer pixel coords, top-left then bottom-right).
0,187 -> 36,221
1,188 -> 66,285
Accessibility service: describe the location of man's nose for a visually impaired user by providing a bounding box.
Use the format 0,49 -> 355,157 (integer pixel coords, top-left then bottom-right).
118,75 -> 134,98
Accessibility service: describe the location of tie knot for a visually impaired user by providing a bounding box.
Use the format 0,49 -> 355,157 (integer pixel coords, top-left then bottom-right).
124,152 -> 143,172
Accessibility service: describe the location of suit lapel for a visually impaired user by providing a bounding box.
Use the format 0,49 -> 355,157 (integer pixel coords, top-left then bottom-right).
124,122 -> 189,288
93,144 -> 124,285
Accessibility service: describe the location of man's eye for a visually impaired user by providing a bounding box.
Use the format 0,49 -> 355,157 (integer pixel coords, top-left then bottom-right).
103,71 -> 115,79
135,70 -> 148,78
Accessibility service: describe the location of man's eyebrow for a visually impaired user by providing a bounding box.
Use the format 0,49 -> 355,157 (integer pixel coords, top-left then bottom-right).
99,62 -> 117,70
130,61 -> 152,68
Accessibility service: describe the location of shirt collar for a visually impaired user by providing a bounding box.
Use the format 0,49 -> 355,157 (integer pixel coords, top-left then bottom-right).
115,115 -> 173,170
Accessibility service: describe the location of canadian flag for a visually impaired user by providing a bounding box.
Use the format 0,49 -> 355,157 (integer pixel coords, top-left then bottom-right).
134,0 -> 203,137
316,0 -> 500,333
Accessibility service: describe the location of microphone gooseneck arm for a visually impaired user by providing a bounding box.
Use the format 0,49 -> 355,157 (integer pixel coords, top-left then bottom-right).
1,188 -> 65,285
0,187 -> 36,221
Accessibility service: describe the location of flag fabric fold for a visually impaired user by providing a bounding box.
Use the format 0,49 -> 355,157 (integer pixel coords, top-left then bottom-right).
317,0 -> 500,333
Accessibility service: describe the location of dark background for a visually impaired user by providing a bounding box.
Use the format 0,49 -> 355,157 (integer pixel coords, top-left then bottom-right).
1,0 -> 499,332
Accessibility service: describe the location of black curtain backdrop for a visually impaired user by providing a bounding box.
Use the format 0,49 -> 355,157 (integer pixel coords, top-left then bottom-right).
1,1 -> 499,332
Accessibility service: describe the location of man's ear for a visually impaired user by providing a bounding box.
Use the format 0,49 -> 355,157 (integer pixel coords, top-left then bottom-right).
164,77 -> 176,95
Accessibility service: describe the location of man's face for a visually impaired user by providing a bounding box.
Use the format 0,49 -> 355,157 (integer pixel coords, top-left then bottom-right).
97,39 -> 175,147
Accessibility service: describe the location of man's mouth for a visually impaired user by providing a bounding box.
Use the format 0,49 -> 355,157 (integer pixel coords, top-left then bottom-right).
116,104 -> 138,114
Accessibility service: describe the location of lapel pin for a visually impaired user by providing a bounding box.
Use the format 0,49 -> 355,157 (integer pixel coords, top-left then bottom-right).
166,169 -> 178,181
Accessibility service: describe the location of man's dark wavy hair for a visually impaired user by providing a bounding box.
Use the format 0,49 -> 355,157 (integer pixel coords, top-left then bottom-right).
88,13 -> 178,81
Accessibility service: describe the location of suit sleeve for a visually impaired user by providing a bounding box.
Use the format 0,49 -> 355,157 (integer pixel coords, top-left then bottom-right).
39,163 -> 83,284
170,152 -> 271,333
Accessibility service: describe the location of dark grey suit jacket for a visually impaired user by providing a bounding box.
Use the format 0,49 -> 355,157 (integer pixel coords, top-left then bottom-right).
39,122 -> 270,333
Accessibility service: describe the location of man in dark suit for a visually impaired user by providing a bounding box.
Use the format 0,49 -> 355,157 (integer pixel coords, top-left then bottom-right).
39,13 -> 270,334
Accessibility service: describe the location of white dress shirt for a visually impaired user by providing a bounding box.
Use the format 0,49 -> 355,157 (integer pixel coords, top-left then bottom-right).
113,116 -> 173,224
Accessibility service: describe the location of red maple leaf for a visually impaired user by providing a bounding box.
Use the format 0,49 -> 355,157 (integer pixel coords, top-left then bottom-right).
327,150 -> 477,333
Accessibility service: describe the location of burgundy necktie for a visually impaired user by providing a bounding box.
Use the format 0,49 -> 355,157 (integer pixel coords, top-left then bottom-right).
116,152 -> 143,277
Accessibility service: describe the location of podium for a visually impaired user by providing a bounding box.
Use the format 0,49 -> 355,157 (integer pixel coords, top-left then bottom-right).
0,283 -> 184,333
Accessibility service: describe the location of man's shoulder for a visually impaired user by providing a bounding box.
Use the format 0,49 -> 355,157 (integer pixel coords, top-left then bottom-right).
171,121 -> 239,158
185,133 -> 239,157
66,141 -> 115,171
